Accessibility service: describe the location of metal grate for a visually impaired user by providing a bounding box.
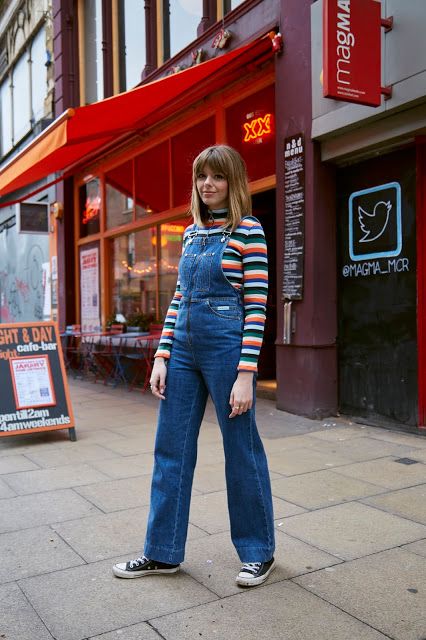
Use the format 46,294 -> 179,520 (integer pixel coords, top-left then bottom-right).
394,458 -> 419,465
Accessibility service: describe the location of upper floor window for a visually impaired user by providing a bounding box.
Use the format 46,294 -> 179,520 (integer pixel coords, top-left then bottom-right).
223,0 -> 245,13
0,27 -> 48,157
118,0 -> 146,90
83,0 -> 104,103
163,0 -> 202,61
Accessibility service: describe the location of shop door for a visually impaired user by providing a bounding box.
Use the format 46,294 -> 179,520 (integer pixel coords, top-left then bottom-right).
252,190 -> 276,380
337,148 -> 418,429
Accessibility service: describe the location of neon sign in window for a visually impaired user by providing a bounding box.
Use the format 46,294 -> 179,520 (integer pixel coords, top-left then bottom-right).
243,113 -> 273,143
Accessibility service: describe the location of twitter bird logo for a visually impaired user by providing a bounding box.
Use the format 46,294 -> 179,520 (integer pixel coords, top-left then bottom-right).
358,200 -> 392,243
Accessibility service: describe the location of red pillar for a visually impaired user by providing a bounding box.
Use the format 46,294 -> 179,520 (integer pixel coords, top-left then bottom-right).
275,0 -> 337,418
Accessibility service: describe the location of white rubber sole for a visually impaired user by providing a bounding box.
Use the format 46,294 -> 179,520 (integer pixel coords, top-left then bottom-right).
112,564 -> 180,578
235,559 -> 276,587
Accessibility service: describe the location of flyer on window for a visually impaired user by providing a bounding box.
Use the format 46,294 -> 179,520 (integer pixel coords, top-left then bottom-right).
9,355 -> 56,410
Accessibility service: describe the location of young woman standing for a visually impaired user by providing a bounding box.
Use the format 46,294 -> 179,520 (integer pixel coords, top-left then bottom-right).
113,145 -> 275,587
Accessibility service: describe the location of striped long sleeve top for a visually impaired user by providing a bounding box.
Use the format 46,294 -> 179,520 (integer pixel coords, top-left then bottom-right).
155,210 -> 268,372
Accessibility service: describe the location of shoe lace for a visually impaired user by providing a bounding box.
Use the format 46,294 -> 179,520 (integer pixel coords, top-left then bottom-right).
129,555 -> 148,569
241,562 -> 261,572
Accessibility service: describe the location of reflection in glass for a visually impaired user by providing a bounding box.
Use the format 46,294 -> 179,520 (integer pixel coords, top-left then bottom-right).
84,0 -> 104,103
110,228 -> 157,322
12,53 -> 30,142
164,0 -> 202,60
79,179 -> 101,238
106,159 -> 134,228
118,0 -> 146,90
0,78 -> 12,155
223,0 -> 245,12
31,28 -> 47,123
135,142 -> 170,214
159,220 -> 186,319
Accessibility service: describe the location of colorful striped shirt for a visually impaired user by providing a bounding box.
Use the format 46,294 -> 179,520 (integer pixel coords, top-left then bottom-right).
155,210 -> 268,372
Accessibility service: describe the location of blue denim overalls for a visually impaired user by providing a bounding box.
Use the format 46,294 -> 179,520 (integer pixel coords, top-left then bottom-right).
144,223 -> 275,564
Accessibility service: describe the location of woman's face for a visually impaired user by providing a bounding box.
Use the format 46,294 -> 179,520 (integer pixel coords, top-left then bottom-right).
196,164 -> 229,210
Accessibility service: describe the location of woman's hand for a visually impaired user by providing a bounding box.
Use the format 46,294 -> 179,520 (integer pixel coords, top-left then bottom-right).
229,371 -> 254,418
150,357 -> 167,400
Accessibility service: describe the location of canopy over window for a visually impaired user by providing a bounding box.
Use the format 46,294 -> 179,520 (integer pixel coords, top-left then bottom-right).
0,37 -> 273,203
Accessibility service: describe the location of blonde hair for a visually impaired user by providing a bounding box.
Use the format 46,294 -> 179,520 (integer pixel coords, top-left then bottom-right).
190,145 -> 251,230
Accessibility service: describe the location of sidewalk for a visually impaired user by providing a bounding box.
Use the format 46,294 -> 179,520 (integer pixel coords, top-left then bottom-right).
1,378 -> 426,640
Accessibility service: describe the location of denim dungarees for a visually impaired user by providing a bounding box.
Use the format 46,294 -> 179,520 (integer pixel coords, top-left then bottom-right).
144,224 -> 275,564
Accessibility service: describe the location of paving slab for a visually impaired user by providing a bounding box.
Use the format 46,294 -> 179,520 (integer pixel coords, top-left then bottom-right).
0,582 -> 54,640
182,528 -> 341,598
0,525 -> 84,583
0,488 -> 101,533
332,457 -> 426,489
2,463 -> 110,495
75,475 -> 158,512
151,580 -> 389,640
0,476 -> 16,498
283,502 -> 426,560
403,448 -> 426,463
294,548 -> 426,640
267,447 -> 354,475
191,461 -> 282,494
19,558 -> 218,640
25,443 -> 116,468
188,490 -> 304,534
89,623 -> 163,639
359,429 -> 426,448
304,426 -> 385,442
0,453 -> 40,474
402,539 -> 426,558
52,506 -> 208,562
271,469 -> 385,509
89,453 -> 155,479
300,435 -> 418,462
97,435 -> 156,456
362,484 -> 426,525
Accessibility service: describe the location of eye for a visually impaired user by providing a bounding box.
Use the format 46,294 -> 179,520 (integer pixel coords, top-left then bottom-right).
214,174 -> 226,181
197,172 -> 206,179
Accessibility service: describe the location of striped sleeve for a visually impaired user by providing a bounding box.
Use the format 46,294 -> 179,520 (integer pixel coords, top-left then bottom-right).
238,218 -> 268,372
154,224 -> 193,359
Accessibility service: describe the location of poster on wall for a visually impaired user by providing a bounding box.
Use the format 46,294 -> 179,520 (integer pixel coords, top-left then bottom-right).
80,246 -> 100,333
282,134 -> 305,300
0,322 -> 76,440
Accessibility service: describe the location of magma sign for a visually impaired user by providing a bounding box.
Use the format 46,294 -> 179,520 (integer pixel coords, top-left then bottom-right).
323,0 -> 382,107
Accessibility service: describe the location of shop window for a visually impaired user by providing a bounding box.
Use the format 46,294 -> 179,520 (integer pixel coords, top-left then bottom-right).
79,179 -> 101,238
159,218 -> 187,318
163,0 -> 202,61
110,227 -> 157,322
106,159 -> 134,229
117,0 -> 146,90
83,0 -> 104,103
171,117 -> 216,207
225,84 -> 275,183
135,142 -> 170,216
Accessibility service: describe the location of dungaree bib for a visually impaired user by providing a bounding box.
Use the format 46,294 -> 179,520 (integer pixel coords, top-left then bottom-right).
144,223 -> 275,565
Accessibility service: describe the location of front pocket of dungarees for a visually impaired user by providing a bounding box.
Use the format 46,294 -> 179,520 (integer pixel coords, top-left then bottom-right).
179,253 -> 198,290
207,300 -> 242,320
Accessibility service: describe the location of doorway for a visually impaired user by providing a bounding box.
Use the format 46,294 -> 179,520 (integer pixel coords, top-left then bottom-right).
252,189 -> 277,383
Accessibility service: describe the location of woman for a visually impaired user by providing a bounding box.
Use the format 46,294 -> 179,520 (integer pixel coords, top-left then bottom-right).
113,145 -> 275,587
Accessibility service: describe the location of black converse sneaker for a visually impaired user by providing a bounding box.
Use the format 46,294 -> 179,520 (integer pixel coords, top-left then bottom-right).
236,557 -> 276,587
112,555 -> 180,578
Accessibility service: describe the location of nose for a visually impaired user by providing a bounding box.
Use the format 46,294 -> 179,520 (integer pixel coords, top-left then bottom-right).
204,174 -> 213,187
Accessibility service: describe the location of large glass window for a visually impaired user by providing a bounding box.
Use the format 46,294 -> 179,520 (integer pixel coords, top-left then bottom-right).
31,28 -> 47,123
225,84 -> 275,182
118,0 -> 146,90
159,219 -> 186,318
163,0 -> 202,61
106,159 -> 134,228
223,0 -> 245,12
79,179 -> 101,238
84,0 -> 104,103
12,53 -> 31,142
171,117 -> 216,207
110,227 -> 157,322
0,77 -> 12,155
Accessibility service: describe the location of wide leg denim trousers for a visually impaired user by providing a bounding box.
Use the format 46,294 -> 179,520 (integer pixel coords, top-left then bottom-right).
144,228 -> 275,564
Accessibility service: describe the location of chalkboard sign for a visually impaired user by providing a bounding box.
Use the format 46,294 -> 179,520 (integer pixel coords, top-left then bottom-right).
0,322 -> 76,440
282,134 -> 305,300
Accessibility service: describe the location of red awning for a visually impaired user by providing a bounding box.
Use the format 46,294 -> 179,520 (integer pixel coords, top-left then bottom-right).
0,37 -> 273,201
